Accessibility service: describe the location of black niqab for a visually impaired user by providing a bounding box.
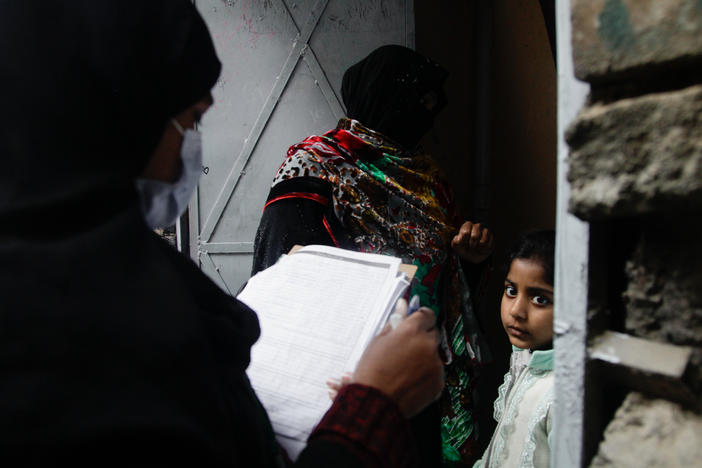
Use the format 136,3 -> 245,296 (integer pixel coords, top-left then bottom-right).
341,45 -> 448,149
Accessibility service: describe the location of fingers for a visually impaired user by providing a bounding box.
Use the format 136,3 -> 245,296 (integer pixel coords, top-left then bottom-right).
452,221 -> 494,262
326,372 -> 354,401
470,222 -> 494,250
378,322 -> 393,336
453,221 -> 489,247
480,226 -> 490,244
340,372 -> 353,386
469,223 -> 482,249
326,377 -> 340,389
394,298 -> 409,316
402,307 -> 438,335
389,298 -> 408,329
326,377 -> 340,400
451,222 -> 472,248
355,305 -> 444,417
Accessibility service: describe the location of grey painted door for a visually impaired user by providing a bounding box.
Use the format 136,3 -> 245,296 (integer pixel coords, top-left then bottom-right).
189,0 -> 415,293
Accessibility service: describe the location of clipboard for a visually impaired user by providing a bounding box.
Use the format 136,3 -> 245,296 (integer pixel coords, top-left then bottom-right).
239,244 -> 418,460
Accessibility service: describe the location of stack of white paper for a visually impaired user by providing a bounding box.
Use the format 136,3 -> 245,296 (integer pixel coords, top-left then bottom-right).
237,245 -> 410,460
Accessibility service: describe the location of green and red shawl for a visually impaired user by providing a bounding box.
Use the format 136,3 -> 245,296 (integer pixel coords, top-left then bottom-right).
273,118 -> 489,466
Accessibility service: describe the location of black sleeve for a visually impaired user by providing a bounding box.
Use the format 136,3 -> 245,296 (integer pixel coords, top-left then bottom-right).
251,177 -> 352,275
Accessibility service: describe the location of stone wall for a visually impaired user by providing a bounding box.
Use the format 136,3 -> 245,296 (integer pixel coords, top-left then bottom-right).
566,85 -> 702,219
567,1 -> 702,466
589,392 -> 702,467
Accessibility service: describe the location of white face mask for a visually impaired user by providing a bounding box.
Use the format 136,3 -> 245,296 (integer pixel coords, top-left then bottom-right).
135,119 -> 202,229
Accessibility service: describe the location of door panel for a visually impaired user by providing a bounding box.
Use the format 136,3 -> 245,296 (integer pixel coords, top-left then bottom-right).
191,0 -> 414,293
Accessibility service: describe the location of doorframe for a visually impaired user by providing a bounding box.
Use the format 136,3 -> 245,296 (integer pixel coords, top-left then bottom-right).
552,0 -> 591,466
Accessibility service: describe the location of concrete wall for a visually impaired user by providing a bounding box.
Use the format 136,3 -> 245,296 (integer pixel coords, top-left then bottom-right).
566,1 -> 702,465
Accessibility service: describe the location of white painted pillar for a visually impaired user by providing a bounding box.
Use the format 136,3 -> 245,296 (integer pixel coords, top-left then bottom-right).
552,1 -> 591,467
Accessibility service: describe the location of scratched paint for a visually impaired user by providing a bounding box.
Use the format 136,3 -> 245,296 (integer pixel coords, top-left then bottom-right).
318,0 -> 404,33
599,0 -> 636,51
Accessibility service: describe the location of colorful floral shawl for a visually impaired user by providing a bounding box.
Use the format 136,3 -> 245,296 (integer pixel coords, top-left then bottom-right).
273,118 -> 489,466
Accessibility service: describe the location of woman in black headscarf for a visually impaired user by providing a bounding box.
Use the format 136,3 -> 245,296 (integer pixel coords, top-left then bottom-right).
0,3 -> 443,466
253,45 -> 494,466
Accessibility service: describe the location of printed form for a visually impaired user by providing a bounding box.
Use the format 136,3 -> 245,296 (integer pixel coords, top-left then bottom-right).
237,245 -> 410,460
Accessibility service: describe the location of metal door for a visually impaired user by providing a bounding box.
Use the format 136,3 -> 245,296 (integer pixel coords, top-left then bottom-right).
188,0 -> 415,294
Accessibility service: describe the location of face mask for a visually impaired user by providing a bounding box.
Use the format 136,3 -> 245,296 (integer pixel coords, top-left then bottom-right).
135,119 -> 202,229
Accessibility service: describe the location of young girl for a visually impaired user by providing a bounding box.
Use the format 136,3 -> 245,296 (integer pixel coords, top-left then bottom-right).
474,230 -> 555,468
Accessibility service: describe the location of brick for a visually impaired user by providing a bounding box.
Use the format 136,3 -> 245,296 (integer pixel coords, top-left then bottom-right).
566,85 -> 702,219
589,331 -> 700,405
589,331 -> 692,378
572,0 -> 702,83
589,392 -> 702,467
623,218 -> 702,348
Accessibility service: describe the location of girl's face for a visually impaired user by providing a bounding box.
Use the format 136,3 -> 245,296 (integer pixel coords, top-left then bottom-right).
500,258 -> 554,350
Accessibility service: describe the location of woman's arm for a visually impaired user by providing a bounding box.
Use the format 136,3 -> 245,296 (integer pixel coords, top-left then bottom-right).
452,221 -> 494,309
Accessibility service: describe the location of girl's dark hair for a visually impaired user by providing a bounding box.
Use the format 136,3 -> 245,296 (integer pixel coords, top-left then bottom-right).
504,230 -> 556,286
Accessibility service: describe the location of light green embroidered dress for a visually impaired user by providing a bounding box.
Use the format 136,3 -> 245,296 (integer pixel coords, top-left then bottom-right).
473,346 -> 554,468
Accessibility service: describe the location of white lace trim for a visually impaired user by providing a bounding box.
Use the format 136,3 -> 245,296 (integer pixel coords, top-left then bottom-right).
518,376 -> 554,467
492,371 -> 539,467
493,350 -> 527,423
493,370 -> 511,422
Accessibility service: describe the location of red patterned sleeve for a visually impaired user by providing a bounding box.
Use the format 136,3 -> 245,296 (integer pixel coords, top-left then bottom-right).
307,384 -> 419,467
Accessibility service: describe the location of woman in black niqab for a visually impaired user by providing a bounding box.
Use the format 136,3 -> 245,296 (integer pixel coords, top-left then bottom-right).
1,3 -> 438,467
253,45 -> 494,467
